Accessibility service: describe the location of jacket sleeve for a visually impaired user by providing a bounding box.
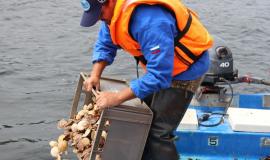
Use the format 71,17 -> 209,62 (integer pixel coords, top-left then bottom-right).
92,22 -> 118,65
129,19 -> 176,99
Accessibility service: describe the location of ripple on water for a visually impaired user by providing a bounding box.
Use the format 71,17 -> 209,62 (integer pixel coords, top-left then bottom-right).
0,70 -> 15,76
0,138 -> 43,146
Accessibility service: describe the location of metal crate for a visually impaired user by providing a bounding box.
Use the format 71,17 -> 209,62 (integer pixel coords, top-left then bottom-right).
70,73 -> 153,160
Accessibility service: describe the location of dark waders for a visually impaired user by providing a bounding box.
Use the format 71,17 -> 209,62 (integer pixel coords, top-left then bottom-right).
141,78 -> 202,160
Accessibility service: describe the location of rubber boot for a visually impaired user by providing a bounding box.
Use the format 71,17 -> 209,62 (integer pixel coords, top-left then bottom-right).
141,88 -> 194,160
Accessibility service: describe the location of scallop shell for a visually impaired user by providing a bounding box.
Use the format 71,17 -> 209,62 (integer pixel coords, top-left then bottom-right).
90,130 -> 96,141
57,119 -> 68,129
77,120 -> 90,131
73,148 -> 78,154
81,148 -> 91,160
71,123 -> 78,132
58,140 -> 68,153
73,133 -> 82,144
65,119 -> 74,126
49,141 -> 58,148
63,129 -> 72,139
76,114 -> 82,120
82,129 -> 91,138
93,104 -> 99,111
58,134 -> 67,142
76,110 -> 86,120
101,131 -> 107,140
87,103 -> 94,110
104,120 -> 110,127
78,110 -> 87,116
50,146 -> 60,158
85,116 -> 99,125
81,138 -> 90,147
77,140 -> 85,152
83,104 -> 89,110
99,138 -> 105,149
98,131 -> 108,149
87,110 -> 95,116
95,154 -> 102,160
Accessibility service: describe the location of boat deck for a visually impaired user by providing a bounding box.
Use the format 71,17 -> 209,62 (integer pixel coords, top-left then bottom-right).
175,93 -> 270,160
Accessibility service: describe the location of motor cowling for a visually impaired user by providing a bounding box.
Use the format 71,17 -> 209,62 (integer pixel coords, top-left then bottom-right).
202,36 -> 238,86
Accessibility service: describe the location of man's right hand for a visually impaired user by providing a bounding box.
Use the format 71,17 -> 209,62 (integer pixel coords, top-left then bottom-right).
83,61 -> 108,92
83,75 -> 100,92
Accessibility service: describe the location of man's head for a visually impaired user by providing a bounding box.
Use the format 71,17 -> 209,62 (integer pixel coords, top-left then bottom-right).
80,0 -> 117,27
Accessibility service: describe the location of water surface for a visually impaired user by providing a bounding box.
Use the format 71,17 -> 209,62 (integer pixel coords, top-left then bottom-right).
0,0 -> 269,159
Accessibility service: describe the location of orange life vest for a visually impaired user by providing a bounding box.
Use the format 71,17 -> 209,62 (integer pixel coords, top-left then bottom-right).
109,0 -> 214,76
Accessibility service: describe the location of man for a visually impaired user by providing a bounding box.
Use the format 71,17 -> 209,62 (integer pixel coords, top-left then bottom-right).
80,0 -> 213,159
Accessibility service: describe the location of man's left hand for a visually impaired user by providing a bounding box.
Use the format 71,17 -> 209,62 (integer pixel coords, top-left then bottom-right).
95,91 -> 123,110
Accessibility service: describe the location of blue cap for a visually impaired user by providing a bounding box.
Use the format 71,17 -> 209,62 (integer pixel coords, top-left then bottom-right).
80,0 -> 102,27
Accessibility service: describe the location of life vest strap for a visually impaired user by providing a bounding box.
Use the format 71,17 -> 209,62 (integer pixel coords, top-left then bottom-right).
134,55 -> 147,65
174,51 -> 192,66
175,42 -> 201,62
174,11 -> 202,63
174,11 -> 192,42
134,55 -> 147,79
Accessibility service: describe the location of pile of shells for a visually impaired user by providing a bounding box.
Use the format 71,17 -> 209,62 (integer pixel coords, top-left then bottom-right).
49,99 -> 109,160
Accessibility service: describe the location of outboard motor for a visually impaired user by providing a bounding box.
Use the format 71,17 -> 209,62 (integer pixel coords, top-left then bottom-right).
197,36 -> 270,127
202,36 -> 238,86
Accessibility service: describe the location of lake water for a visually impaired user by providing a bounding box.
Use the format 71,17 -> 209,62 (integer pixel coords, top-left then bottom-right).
0,0 -> 269,159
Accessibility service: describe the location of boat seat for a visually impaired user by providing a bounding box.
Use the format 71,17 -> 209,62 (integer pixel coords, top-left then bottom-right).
228,107 -> 270,133
177,108 -> 198,131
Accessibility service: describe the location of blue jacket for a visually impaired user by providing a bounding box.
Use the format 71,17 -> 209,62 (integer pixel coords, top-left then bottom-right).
92,5 -> 210,99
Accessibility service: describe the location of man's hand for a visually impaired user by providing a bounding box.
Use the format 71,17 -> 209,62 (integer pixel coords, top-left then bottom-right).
96,91 -> 122,110
83,61 -> 108,92
95,88 -> 136,110
83,75 -> 100,92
